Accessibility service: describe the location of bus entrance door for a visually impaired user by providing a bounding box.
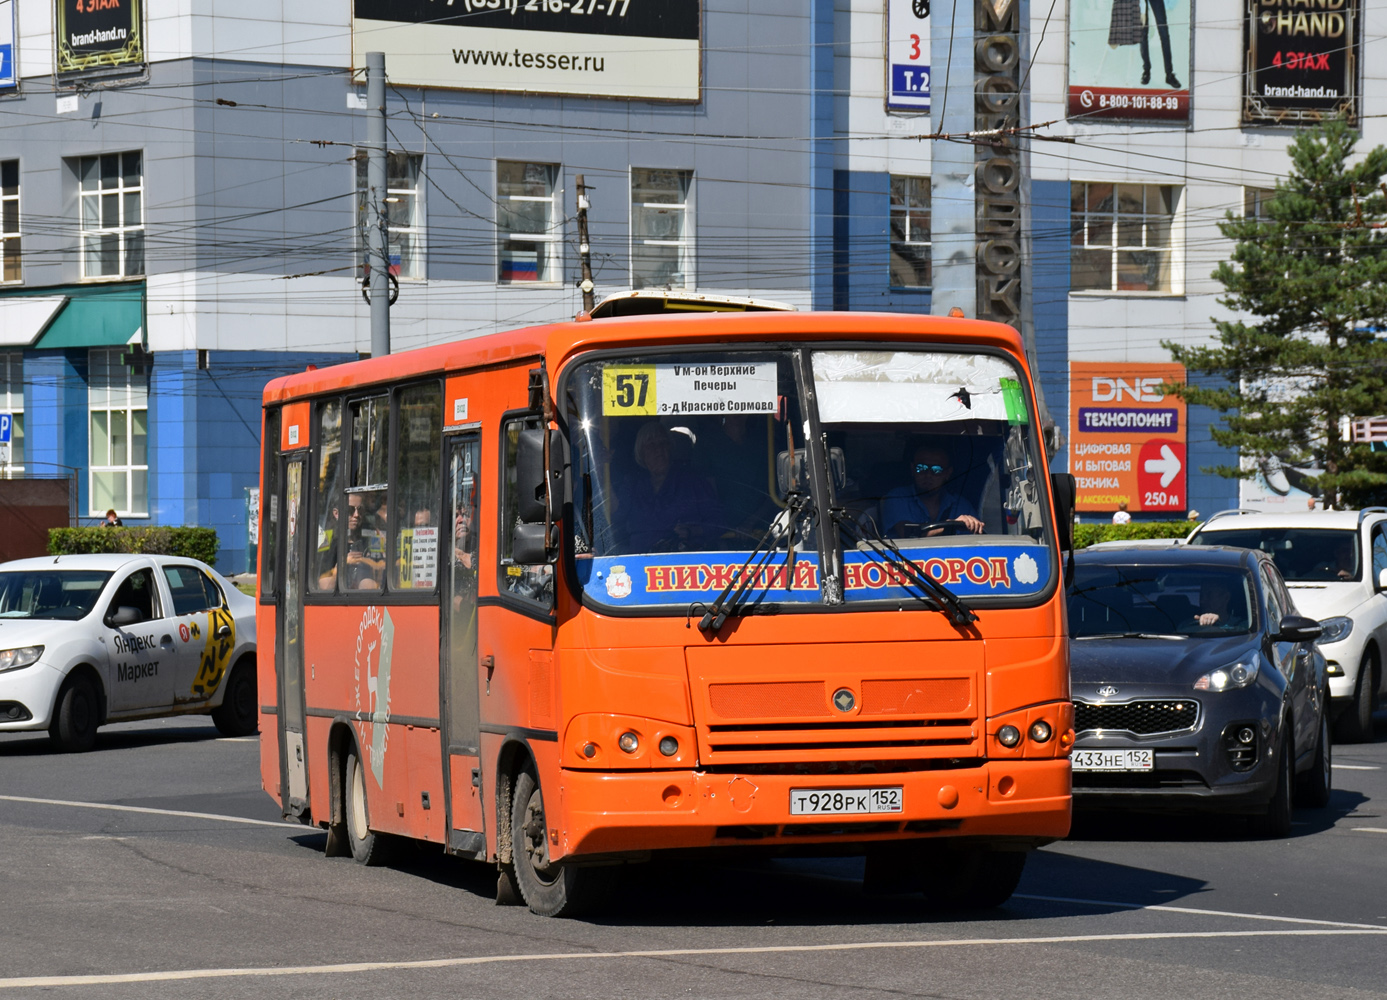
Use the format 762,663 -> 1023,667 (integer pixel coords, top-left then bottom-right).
442,433 -> 486,857
278,456 -> 310,818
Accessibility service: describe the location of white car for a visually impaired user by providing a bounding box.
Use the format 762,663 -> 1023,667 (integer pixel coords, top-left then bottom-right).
0,554 -> 258,752
1188,508 -> 1387,742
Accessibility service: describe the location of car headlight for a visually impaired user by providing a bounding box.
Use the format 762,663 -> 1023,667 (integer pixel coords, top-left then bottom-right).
1194,657 -> 1260,692
1317,616 -> 1353,645
0,646 -> 44,672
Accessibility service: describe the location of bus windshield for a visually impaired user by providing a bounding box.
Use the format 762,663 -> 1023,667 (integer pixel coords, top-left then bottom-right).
564,346 -> 1053,610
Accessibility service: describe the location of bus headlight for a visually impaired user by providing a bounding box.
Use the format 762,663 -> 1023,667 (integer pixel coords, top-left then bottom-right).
618,731 -> 639,754
1029,720 -> 1053,743
0,646 -> 43,672
997,725 -> 1022,748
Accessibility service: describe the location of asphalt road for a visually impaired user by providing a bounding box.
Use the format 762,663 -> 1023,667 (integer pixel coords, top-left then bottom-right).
2,715 -> 1385,1000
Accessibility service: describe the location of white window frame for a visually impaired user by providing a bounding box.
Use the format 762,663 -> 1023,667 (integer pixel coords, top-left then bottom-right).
88,347 -> 149,518
1070,180 -> 1182,296
1,159 -> 18,284
496,161 -> 562,285
630,168 -> 694,291
356,151 -> 426,281
889,174 -> 932,289
0,350 -> 22,478
1244,186 -> 1276,220
78,152 -> 144,280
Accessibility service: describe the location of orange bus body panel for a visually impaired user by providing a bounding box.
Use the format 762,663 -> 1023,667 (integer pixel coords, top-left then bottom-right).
258,312 -> 1071,863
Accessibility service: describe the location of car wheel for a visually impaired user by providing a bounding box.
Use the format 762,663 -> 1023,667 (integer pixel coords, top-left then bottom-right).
210,659 -> 258,737
345,750 -> 391,866
1250,728 -> 1294,839
48,673 -> 99,753
1295,710 -> 1332,809
920,846 -> 1028,909
1333,651 -> 1376,744
509,768 -> 613,917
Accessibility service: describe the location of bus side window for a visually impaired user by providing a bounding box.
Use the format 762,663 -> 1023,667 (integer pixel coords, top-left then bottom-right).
310,400 -> 344,593
500,416 -> 554,608
394,382 -> 442,589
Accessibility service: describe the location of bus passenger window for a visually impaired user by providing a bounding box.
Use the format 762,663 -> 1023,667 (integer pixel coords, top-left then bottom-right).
343,489 -> 387,590
500,416 -> 554,607
394,383 -> 442,589
311,400 -> 343,592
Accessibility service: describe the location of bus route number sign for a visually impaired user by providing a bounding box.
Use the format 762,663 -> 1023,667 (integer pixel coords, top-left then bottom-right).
602,367 -> 657,416
602,363 -> 779,417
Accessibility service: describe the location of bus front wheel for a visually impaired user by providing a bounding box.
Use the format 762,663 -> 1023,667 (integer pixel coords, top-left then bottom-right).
920,846 -> 1028,909
509,768 -> 612,917
345,750 -> 390,866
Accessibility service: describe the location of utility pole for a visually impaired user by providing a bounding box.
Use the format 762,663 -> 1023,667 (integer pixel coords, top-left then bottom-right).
575,174 -> 595,314
366,51 -> 390,357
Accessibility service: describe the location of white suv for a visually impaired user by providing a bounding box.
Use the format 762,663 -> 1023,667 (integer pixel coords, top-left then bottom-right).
1188,508 -> 1387,742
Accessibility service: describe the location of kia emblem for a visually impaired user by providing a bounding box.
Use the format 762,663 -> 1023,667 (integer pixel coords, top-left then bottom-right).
1097,685 -> 1119,698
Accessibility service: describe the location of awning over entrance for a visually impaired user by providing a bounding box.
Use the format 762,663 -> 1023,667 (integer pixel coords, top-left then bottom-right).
0,282 -> 145,350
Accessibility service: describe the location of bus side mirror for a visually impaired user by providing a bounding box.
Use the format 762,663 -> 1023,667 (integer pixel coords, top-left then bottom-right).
516,428 -> 565,523
1050,472 -> 1076,551
775,447 -> 847,495
511,523 -> 554,565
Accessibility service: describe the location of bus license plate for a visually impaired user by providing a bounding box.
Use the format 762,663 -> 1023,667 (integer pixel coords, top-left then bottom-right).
1071,749 -> 1154,772
789,787 -> 903,815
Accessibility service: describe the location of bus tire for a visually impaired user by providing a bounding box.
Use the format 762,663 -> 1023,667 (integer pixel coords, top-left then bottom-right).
49,672 -> 100,754
346,750 -> 390,866
920,846 -> 1027,909
509,768 -> 611,917
210,659 -> 257,737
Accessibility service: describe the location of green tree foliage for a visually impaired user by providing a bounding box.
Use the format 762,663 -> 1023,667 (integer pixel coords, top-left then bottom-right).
48,527 -> 219,566
1073,521 -> 1197,549
1165,119 -> 1387,505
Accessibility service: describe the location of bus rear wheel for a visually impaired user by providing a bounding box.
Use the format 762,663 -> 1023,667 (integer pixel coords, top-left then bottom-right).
345,750 -> 390,866
920,846 -> 1028,909
509,768 -> 612,917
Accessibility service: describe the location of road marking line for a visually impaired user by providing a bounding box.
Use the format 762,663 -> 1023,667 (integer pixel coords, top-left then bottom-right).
1334,764 -> 1380,771
1014,894 -> 1387,930
0,795 -> 300,829
1351,827 -> 1387,834
1,929 -> 1385,990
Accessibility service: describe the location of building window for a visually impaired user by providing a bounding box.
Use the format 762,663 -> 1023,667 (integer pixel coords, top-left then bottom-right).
1244,187 -> 1276,220
89,347 -> 149,517
356,152 -> 424,280
0,351 -> 22,477
78,153 -> 144,279
497,161 -> 560,284
890,175 -> 931,288
1071,182 -> 1178,293
631,168 -> 692,290
1,160 -> 18,283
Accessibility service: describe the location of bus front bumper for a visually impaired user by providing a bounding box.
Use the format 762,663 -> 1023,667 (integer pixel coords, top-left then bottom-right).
556,759 -> 1071,859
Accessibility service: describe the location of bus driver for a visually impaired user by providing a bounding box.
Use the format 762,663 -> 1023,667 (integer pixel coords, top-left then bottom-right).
881,443 -> 985,538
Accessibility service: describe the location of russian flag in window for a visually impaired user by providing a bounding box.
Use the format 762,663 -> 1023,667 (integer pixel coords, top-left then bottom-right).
502,248 -> 539,281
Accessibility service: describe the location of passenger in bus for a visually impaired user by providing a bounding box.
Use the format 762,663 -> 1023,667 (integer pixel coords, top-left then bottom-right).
316,503 -> 341,589
451,496 -> 478,611
616,422 -> 719,552
347,491 -> 387,589
881,443 -> 985,537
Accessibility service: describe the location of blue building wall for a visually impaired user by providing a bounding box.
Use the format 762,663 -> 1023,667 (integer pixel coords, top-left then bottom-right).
1186,374 -> 1241,519
1031,179 -> 1071,466
831,170 -> 931,314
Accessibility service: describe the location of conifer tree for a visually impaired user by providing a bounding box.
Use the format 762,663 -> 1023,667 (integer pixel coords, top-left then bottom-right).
1166,119 -> 1387,506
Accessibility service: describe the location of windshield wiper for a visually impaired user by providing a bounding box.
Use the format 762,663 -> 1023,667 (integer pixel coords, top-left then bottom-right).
832,510 -> 978,626
697,493 -> 813,634
1075,632 -> 1186,641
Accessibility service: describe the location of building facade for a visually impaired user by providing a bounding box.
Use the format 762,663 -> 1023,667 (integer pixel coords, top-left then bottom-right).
1,1 -> 1383,572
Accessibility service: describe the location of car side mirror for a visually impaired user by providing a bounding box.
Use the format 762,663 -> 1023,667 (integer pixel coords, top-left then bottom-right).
105,605 -> 141,628
516,428 -> 565,524
1050,472 -> 1076,551
1276,614 -> 1323,643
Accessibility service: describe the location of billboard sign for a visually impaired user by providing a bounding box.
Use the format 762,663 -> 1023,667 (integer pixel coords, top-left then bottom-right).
1,0 -> 15,91
886,0 -> 931,113
1243,0 -> 1358,125
1067,0 -> 1191,122
56,0 -> 144,78
1070,362 -> 1188,514
351,0 -> 700,102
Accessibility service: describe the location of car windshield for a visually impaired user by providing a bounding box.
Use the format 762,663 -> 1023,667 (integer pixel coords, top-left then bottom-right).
1193,528 -> 1359,582
0,570 -> 113,620
1069,563 -> 1256,637
564,346 -> 1053,610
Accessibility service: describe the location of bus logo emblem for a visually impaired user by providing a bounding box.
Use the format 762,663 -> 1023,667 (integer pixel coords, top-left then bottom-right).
832,688 -> 856,713
605,565 -> 632,600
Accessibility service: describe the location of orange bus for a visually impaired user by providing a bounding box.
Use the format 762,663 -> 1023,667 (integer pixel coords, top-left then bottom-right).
257,310 -> 1077,916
